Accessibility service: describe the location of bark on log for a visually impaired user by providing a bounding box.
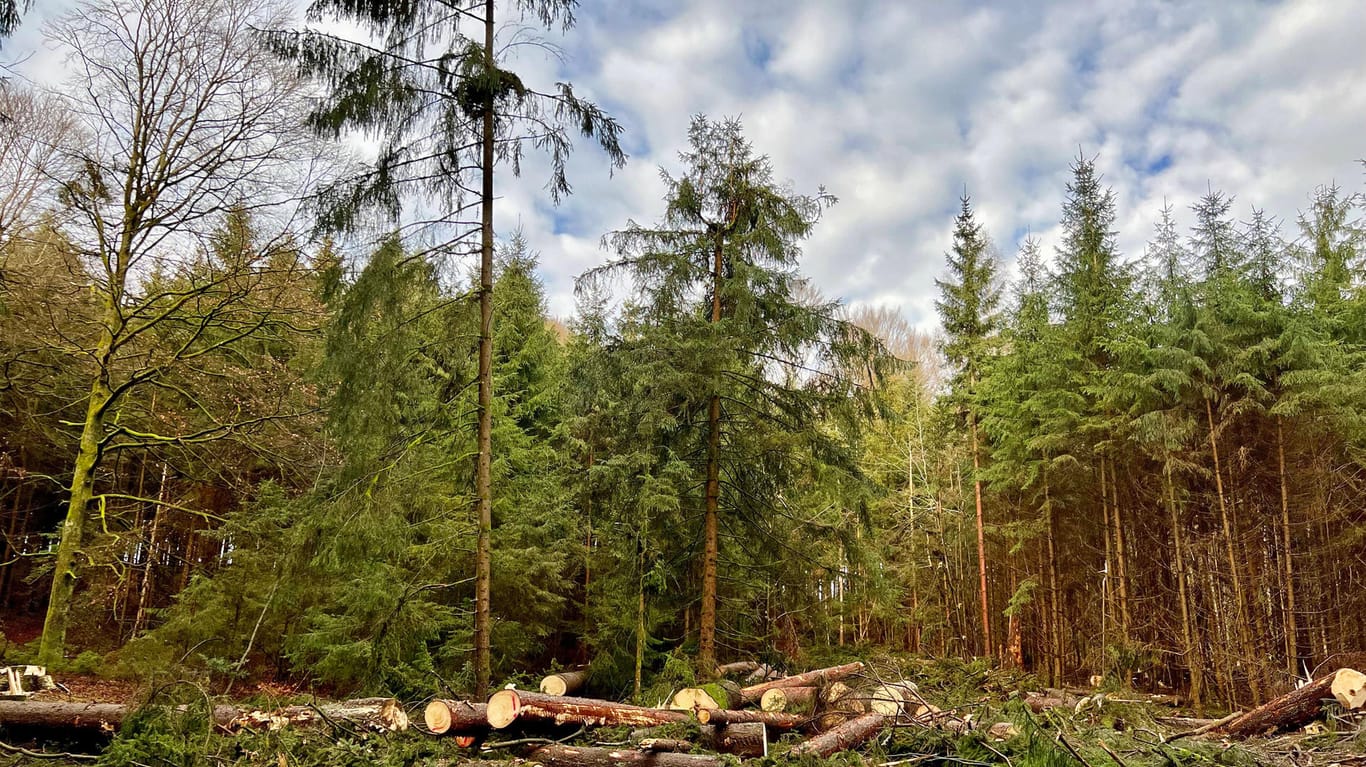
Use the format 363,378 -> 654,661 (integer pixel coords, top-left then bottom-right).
527,743 -> 723,767
0,698 -> 408,734
541,670 -> 590,697
487,690 -> 690,730
738,662 -> 864,706
744,664 -> 781,684
787,712 -> 886,758
423,700 -> 489,735
638,738 -> 694,753
759,686 -> 816,713
671,681 -> 741,711
701,721 -> 767,758
694,707 -> 806,730
1211,668 -> 1365,738
715,661 -> 760,678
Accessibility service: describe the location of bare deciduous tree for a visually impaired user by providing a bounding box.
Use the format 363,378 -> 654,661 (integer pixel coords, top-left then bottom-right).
36,0 -> 328,663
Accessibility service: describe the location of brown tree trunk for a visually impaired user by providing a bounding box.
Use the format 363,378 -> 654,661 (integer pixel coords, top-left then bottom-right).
486,690 -> 691,730
1044,472 -> 1062,686
1110,458 -> 1131,639
699,232 -> 724,675
1205,397 -> 1255,705
131,463 -> 169,636
0,698 -> 408,734
1210,668 -> 1364,738
737,661 -> 864,705
541,670 -> 590,697
700,722 -> 767,757
528,743 -> 723,767
424,700 -> 489,735
788,712 -> 886,757
970,413 -> 990,658
1276,419 -> 1299,681
472,0 -> 496,701
1165,468 -> 1202,709
695,708 -> 805,730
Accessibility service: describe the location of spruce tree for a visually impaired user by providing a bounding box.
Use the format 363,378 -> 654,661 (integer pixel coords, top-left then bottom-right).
583,116 -> 884,672
266,0 -> 625,696
933,193 -> 1000,657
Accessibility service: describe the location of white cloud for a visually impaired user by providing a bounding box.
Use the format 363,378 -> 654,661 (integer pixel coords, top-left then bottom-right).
8,0 -> 1365,331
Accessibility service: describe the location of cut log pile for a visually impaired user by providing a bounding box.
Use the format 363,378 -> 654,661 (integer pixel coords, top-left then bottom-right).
421,659 -> 1025,763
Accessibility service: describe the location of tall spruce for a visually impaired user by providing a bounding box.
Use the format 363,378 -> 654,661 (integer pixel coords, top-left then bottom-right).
266,0 -> 624,697
934,193 -> 1000,657
583,116 -> 884,673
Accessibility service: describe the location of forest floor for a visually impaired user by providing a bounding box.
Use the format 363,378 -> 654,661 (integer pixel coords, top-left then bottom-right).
1,656 -> 1363,766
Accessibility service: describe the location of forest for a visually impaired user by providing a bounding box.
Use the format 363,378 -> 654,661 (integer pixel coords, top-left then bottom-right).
1,0 -> 1365,764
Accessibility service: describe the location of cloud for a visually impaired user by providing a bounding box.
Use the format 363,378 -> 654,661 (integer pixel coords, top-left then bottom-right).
10,0 -> 1365,328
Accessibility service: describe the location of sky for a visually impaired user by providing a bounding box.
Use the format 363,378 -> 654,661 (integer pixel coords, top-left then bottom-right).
8,0 -> 1366,329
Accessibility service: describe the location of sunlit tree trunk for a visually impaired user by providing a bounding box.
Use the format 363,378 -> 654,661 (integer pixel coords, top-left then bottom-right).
1276,420 -> 1299,681
970,412 -> 990,658
698,231 -> 724,674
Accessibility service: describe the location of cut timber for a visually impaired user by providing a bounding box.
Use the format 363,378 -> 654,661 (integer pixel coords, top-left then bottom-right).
860,684 -> 908,716
701,722 -> 767,758
486,690 -> 690,730
638,739 -> 694,753
1211,668 -> 1365,738
695,707 -> 806,730
738,661 -> 864,706
1332,668 -> 1366,709
0,698 -> 408,734
423,700 -> 489,735
540,670 -> 590,697
744,664 -> 781,684
671,682 -> 741,711
715,661 -> 760,677
760,686 -> 816,712
527,743 -> 723,767
788,712 -> 887,758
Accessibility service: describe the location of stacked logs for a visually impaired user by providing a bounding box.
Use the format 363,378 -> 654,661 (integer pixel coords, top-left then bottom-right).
423,659 -> 1019,762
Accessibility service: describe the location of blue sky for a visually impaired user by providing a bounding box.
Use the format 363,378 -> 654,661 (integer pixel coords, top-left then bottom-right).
10,0 -> 1366,329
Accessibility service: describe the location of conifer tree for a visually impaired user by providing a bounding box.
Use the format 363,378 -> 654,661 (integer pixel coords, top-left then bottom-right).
267,0 -> 625,696
583,116 -> 884,673
934,193 -> 1000,657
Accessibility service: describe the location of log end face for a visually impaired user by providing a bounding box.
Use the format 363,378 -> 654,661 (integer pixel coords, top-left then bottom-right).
1331,668 -> 1366,709
486,689 -> 522,729
424,700 -> 452,734
541,676 -> 568,696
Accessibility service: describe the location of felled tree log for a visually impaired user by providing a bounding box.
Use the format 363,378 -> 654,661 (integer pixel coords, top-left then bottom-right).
540,670 -> 590,697
527,743 -> 723,767
738,662 -> 864,706
670,681 -> 742,710
487,690 -> 690,730
0,698 -> 409,734
759,686 -> 816,713
695,707 -> 805,730
638,738 -> 694,753
744,664 -> 781,684
714,661 -> 760,677
1211,668 -> 1366,738
787,712 -> 887,757
423,700 -> 488,736
701,721 -> 767,757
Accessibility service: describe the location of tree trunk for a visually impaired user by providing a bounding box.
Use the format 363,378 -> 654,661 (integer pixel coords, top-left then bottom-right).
699,232 -> 724,675
714,661 -> 760,677
695,707 -> 805,730
1109,458 -> 1131,639
737,662 -> 864,706
541,670 -> 590,697
969,413 -> 990,658
132,463 -> 169,636
486,690 -> 690,730
424,700 -> 489,735
527,743 -> 723,767
0,698 -> 408,734
1165,467 -> 1202,709
700,722 -> 766,757
1210,668 -> 1365,738
787,712 -> 886,758
472,0 -> 496,701
1205,397 -> 1254,705
1044,471 -> 1062,687
38,369 -> 112,664
759,686 -> 816,713
1276,419 -> 1299,681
